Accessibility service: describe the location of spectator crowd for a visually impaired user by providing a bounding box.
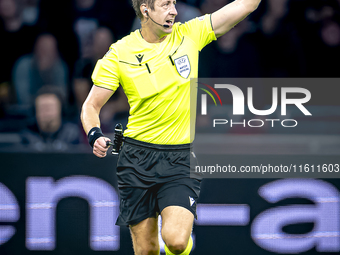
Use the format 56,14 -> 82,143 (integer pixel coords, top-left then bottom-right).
0,0 -> 339,151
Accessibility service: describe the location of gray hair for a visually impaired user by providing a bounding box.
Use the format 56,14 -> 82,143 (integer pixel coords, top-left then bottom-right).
131,0 -> 156,20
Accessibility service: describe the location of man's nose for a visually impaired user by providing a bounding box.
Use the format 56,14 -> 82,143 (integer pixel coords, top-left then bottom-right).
169,4 -> 177,16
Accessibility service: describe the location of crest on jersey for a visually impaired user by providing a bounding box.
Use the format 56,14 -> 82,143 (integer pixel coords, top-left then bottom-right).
135,54 -> 144,63
174,55 -> 191,79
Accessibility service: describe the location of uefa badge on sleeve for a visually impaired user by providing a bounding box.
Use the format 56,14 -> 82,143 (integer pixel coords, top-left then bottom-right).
174,55 -> 191,79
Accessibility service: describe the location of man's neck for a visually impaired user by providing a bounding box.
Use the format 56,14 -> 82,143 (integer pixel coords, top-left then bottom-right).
140,26 -> 167,43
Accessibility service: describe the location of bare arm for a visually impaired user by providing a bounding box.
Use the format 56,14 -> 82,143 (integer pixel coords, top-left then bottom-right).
211,0 -> 261,38
81,85 -> 114,157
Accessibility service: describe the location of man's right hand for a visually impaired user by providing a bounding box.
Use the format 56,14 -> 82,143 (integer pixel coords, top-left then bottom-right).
93,136 -> 111,158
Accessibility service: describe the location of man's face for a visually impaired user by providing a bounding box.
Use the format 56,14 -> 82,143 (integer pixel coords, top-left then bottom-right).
35,94 -> 61,132
149,0 -> 177,34
34,35 -> 57,61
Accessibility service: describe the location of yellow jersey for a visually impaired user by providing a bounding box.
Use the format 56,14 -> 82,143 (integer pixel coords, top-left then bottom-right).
92,14 -> 216,144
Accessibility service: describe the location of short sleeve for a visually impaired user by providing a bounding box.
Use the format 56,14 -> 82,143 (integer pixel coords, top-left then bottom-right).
91,46 -> 120,92
178,14 -> 217,51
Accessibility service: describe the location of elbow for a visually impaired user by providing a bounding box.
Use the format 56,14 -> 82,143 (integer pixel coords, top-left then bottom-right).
80,100 -> 100,122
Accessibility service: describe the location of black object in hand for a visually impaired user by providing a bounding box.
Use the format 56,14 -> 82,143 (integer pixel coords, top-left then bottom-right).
111,123 -> 124,155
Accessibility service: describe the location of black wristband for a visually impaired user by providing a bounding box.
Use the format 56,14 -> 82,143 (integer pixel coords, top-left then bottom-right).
88,127 -> 104,147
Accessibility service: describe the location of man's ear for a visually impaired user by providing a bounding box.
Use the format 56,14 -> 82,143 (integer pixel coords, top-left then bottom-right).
140,4 -> 148,19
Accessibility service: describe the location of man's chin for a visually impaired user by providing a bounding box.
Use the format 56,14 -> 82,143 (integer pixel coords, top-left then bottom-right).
163,27 -> 173,34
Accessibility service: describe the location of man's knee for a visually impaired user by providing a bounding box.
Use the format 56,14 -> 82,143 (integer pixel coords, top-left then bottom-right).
166,241 -> 187,254
163,234 -> 188,254
161,206 -> 194,254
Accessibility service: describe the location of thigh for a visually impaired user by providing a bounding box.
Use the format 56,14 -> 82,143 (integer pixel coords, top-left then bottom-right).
130,217 -> 159,255
161,205 -> 194,233
160,206 -> 194,246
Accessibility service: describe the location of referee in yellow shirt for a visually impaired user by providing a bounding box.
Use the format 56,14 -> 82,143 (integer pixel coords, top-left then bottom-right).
81,0 -> 261,254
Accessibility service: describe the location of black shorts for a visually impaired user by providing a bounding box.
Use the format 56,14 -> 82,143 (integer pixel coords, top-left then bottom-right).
115,137 -> 201,227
